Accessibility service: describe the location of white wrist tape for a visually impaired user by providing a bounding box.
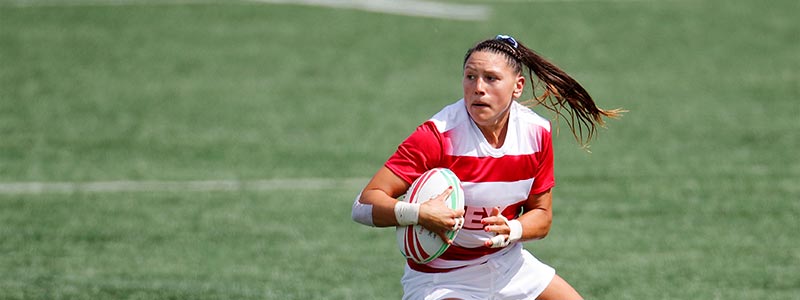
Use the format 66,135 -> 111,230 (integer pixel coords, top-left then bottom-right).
489,217 -> 523,248
394,201 -> 420,226
507,219 -> 523,242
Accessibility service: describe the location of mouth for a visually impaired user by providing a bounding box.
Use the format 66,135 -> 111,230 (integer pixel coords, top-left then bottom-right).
471,101 -> 491,108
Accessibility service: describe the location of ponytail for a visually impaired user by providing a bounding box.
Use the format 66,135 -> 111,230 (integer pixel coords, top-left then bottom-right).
465,35 -> 624,146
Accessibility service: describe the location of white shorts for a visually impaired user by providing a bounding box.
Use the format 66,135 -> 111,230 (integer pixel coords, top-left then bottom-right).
400,244 -> 556,300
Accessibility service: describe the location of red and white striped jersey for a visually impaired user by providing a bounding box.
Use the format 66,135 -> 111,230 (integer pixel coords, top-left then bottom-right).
385,99 -> 555,273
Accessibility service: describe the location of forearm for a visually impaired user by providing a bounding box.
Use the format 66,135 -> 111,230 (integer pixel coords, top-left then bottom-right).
516,208 -> 552,241
518,189 -> 554,241
353,167 -> 414,227
359,188 -> 403,227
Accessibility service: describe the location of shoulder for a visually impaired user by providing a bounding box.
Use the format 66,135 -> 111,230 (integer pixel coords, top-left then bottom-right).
429,99 -> 470,133
404,99 -> 467,149
513,101 -> 551,133
384,101 -> 465,184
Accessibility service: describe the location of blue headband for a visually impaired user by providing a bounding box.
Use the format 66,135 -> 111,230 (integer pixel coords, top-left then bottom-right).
495,34 -> 518,49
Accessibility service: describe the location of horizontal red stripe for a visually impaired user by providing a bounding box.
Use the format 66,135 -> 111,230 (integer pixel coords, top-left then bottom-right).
406,244 -> 505,273
407,259 -> 456,273
440,244 -> 503,261
445,154 -> 537,183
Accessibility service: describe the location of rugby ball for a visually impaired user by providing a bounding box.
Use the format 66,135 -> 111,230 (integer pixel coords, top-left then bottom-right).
396,168 -> 465,264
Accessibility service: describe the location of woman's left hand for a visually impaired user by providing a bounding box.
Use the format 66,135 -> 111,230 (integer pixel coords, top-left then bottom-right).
481,207 -> 509,247
481,207 -> 509,234
481,207 -> 522,248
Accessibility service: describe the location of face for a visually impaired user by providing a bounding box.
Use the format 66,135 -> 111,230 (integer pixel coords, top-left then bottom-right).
462,51 -> 525,129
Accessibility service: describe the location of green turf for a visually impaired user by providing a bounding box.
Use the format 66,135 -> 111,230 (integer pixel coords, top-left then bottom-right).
0,189 -> 403,299
1,0 -> 798,299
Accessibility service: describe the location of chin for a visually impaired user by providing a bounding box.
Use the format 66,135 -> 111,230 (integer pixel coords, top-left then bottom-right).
469,114 -> 494,127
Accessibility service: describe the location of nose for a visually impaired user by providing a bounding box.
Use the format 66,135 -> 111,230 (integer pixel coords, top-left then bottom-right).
474,78 -> 486,95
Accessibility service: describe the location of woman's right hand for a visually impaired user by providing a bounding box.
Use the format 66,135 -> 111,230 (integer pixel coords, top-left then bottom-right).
416,187 -> 466,244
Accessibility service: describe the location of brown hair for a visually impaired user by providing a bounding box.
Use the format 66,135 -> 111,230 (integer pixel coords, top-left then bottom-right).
464,35 -> 624,146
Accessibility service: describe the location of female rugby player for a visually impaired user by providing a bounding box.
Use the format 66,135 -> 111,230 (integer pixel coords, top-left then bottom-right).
352,35 -> 622,300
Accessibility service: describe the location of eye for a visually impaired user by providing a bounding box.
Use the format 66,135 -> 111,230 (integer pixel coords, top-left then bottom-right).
465,74 -> 476,80
486,75 -> 497,82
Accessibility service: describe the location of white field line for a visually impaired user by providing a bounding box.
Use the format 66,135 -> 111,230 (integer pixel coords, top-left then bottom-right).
0,178 -> 370,195
247,0 -> 490,21
2,0 -> 491,21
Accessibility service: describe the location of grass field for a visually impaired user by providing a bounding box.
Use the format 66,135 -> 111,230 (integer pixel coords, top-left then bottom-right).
1,0 -> 798,299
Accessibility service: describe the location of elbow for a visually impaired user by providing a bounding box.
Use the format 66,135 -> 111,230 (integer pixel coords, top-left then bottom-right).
538,215 -> 553,239
529,215 -> 552,240
528,222 -> 551,241
351,192 -> 375,227
538,225 -> 551,240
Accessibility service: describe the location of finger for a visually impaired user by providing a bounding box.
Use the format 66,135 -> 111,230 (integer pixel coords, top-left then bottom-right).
485,234 -> 508,248
480,207 -> 502,224
437,230 -> 452,245
490,206 -> 501,216
480,216 -> 503,225
452,217 -> 465,231
437,186 -> 453,201
483,224 -> 510,234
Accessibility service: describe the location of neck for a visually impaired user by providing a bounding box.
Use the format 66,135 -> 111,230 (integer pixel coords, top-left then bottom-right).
477,113 -> 510,148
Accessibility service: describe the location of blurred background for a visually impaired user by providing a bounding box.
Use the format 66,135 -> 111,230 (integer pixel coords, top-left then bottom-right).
1,0 -> 798,299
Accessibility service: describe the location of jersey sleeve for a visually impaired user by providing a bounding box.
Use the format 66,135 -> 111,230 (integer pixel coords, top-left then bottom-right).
385,121 -> 443,184
530,126 -> 555,195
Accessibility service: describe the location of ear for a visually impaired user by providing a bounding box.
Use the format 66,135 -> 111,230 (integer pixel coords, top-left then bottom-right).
512,75 -> 525,99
